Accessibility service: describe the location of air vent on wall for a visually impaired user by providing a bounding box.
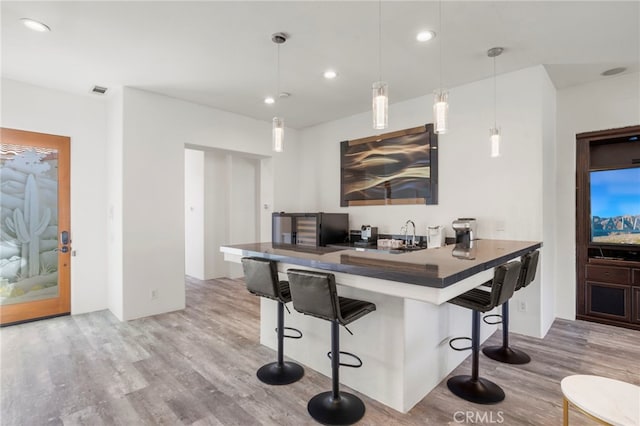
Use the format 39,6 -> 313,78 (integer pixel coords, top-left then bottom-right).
91,85 -> 108,95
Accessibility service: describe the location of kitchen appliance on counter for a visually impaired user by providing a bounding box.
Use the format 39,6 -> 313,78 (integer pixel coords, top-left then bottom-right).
426,225 -> 445,249
452,218 -> 477,245
272,212 -> 348,247
359,225 -> 378,246
349,225 -> 378,246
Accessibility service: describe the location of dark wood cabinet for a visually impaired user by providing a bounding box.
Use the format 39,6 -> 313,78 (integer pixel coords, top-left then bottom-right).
575,126 -> 640,331
585,279 -> 631,322
585,264 -> 630,284
633,287 -> 640,324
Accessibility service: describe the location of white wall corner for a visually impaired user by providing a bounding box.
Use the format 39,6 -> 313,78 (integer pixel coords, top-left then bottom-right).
540,65 -> 558,337
106,86 -> 125,321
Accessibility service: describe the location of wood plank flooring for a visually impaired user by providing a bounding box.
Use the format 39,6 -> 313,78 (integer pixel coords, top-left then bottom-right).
1,276 -> 639,425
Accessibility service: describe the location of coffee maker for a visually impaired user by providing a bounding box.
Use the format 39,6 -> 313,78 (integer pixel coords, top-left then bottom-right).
452,218 -> 477,245
352,225 -> 378,246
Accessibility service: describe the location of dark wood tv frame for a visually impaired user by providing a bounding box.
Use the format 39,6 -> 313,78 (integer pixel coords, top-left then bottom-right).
575,125 -> 640,330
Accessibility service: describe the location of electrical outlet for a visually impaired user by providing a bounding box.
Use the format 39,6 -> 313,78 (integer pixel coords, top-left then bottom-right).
517,300 -> 527,312
151,289 -> 158,300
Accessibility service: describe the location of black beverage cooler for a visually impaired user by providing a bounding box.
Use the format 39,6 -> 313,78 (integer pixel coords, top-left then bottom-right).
272,212 -> 348,247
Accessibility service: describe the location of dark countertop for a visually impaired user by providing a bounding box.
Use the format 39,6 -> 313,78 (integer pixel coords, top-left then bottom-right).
220,239 -> 542,288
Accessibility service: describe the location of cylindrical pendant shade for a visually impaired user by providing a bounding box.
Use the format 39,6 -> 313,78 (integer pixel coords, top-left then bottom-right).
433,90 -> 449,134
372,81 -> 388,130
490,127 -> 500,158
273,117 -> 284,152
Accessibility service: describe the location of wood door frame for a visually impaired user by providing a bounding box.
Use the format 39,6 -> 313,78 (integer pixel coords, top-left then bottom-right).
1,128 -> 71,325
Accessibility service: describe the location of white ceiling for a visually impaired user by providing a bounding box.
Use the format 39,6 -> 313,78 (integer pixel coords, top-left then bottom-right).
2,1 -> 638,129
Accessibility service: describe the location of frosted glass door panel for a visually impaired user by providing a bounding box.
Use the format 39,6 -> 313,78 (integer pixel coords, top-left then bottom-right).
1,145 -> 59,305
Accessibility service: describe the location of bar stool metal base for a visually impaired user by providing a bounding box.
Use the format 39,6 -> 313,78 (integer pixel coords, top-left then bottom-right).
482,345 -> 531,365
307,391 -> 365,425
256,361 -> 304,385
447,375 -> 505,404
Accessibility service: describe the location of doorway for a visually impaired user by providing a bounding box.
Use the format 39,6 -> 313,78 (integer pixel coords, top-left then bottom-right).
0,128 -> 71,325
184,148 -> 260,280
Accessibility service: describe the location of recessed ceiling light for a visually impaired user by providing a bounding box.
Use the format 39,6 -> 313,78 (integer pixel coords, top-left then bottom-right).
264,96 -> 275,104
601,67 -> 627,76
21,18 -> 51,32
278,92 -> 291,98
416,30 -> 436,42
323,70 -> 338,79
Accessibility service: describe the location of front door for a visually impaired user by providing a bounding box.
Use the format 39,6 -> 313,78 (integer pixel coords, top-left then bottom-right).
0,128 -> 71,325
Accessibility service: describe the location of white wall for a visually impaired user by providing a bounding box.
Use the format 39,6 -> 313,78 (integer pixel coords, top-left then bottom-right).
540,69 -> 557,336
203,150 -> 230,279
298,66 -> 554,337
228,155 -> 259,278
555,72 -> 640,320
119,87 -> 301,320
107,87 -> 124,319
184,149 -> 205,279
1,78 -> 109,315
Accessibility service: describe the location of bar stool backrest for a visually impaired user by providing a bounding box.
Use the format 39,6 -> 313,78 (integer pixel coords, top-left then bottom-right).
241,257 -> 280,300
491,261 -> 522,308
516,250 -> 539,291
286,269 -> 339,322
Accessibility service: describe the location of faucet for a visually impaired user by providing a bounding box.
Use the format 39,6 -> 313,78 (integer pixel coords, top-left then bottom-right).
403,220 -> 416,247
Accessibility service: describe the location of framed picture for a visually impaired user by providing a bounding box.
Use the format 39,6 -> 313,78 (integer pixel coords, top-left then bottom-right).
340,124 -> 438,206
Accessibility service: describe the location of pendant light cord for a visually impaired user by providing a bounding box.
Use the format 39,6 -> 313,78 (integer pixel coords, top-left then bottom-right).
493,55 -> 497,128
378,0 -> 382,82
438,0 -> 442,90
277,44 -> 281,101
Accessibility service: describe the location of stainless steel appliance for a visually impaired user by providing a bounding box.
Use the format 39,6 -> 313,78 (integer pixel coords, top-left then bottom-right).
272,212 -> 349,247
452,218 -> 477,245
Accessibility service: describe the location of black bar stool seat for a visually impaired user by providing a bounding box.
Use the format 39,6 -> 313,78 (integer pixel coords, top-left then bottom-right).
447,260 -> 522,404
241,257 -> 304,385
287,269 -> 376,426
482,250 -> 540,364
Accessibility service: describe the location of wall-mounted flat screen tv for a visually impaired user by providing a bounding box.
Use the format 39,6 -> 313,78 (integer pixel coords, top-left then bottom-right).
590,166 -> 640,245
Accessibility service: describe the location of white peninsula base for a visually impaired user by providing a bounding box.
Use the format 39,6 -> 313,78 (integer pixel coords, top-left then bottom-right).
223,251 -> 500,413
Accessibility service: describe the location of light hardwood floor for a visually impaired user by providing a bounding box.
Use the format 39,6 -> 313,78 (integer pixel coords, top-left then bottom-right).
1,276 -> 639,425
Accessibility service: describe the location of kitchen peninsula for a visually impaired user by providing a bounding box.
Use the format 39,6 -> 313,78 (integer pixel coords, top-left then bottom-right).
221,239 -> 541,412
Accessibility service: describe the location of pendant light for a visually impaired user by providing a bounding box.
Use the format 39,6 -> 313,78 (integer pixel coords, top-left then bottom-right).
433,0 -> 448,134
487,47 -> 503,158
271,32 -> 288,152
372,0 -> 388,130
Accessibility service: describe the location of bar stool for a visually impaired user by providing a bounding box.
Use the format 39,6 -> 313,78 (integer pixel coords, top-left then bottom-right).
482,250 -> 540,364
447,260 -> 522,404
241,257 -> 304,385
286,269 -> 376,426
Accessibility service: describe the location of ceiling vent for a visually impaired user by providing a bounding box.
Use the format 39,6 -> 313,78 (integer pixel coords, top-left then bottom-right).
601,67 -> 626,76
91,85 -> 108,95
